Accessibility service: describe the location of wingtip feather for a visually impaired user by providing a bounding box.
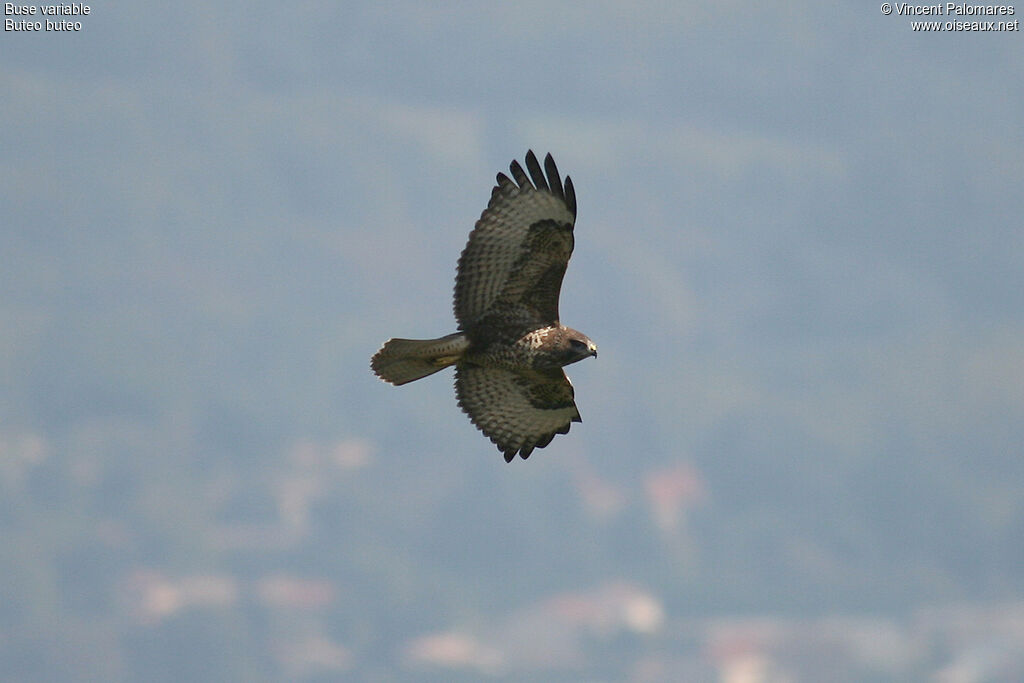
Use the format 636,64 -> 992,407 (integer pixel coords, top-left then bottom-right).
525,150 -> 548,191
508,159 -> 531,188
564,176 -> 576,217
543,153 -> 564,200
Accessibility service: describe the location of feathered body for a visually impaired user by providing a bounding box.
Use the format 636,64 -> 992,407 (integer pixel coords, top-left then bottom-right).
371,151 -> 597,461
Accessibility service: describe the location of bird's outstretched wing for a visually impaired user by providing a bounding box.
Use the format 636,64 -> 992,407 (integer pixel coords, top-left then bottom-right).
454,364 -> 582,462
454,151 -> 576,333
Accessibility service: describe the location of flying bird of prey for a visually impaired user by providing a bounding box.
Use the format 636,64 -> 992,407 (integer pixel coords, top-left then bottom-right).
371,151 -> 597,462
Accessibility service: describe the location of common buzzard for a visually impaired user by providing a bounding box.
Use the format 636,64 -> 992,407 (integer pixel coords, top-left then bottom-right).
371,151 -> 597,461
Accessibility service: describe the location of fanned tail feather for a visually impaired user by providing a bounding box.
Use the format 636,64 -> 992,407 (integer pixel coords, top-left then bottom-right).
371,333 -> 469,385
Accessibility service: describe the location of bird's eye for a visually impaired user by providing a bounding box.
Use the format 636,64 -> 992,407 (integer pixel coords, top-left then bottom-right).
570,339 -> 586,349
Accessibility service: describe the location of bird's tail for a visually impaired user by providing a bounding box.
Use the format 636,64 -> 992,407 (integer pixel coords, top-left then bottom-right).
371,332 -> 470,385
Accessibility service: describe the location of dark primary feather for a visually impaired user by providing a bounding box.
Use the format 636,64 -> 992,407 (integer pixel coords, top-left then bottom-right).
509,158 -> 531,189
525,150 -> 548,191
544,154 -> 563,202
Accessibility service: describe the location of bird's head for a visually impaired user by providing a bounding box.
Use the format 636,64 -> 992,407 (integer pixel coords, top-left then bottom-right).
563,329 -> 598,365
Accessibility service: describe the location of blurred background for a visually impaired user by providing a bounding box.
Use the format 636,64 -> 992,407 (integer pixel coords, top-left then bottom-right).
2,3 -> 1023,681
